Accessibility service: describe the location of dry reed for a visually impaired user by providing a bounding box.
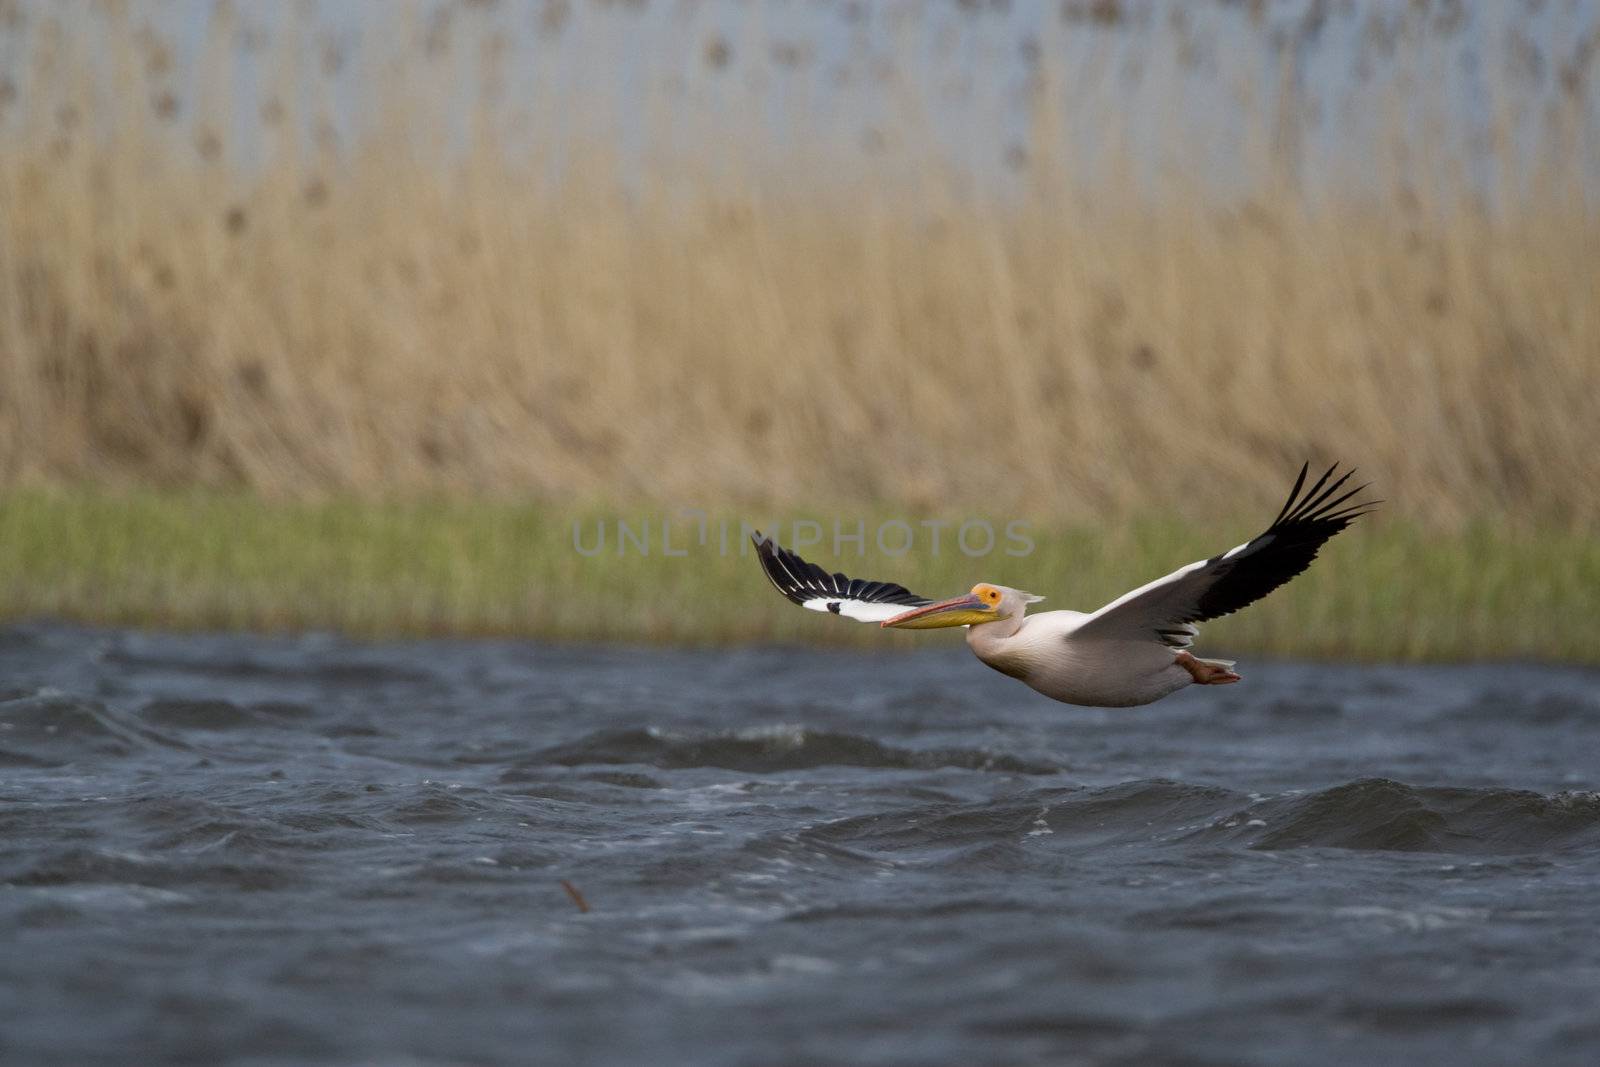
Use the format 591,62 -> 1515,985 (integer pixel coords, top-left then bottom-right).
0,1 -> 1596,529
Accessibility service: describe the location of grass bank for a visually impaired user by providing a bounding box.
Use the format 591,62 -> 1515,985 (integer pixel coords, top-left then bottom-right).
1,490 -> 1595,662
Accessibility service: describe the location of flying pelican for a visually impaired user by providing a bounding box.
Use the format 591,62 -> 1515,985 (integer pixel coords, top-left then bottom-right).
753,463 -> 1375,707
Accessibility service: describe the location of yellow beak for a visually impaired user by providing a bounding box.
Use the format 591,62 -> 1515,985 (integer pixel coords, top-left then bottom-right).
880,593 -> 997,630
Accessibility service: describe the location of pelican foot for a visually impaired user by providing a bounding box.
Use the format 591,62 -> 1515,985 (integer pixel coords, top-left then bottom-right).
1176,651 -> 1242,685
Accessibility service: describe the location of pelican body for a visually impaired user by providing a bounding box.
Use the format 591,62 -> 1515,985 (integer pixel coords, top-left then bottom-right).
753,463 -> 1375,708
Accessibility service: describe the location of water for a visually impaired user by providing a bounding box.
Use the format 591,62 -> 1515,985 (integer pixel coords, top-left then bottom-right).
2,623 -> 1598,1066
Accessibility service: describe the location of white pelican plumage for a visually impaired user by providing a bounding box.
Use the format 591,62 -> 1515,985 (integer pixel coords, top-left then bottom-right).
754,463 -> 1376,708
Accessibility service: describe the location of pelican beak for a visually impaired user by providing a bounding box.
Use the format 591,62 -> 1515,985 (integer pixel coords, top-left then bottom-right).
881,593 -> 997,630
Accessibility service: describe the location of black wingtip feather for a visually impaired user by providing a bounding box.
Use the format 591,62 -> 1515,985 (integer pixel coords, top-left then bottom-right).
1271,461 -> 1312,527
751,533 -> 930,610
1304,478 -> 1367,523
1296,468 -> 1356,520
1186,462 -> 1378,624
1287,463 -> 1338,520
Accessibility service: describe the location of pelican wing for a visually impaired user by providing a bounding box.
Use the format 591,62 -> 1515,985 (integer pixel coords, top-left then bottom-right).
752,534 -> 932,623
1073,463 -> 1377,649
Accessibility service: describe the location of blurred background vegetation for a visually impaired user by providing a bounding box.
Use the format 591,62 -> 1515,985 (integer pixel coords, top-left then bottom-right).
0,0 -> 1596,657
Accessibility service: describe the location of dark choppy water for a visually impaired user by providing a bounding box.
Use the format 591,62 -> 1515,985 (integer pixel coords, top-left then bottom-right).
2,623 -> 1599,1066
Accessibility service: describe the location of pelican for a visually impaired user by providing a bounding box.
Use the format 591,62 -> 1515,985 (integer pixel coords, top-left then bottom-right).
753,463 -> 1376,707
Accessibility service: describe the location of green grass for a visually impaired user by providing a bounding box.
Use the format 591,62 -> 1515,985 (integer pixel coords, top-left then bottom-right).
0,490 -> 1594,661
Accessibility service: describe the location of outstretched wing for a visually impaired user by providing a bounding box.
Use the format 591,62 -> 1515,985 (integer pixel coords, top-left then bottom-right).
1072,462 -> 1378,649
751,534 -> 932,623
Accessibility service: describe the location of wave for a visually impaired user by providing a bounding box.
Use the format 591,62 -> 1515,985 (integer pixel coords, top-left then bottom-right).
1199,778 -> 1600,854
9,845 -> 296,892
0,692 -> 143,764
102,645 -> 436,685
510,725 -> 1060,776
0,690 -> 324,764
801,779 -> 1235,855
136,699 -> 298,732
799,777 -> 1600,859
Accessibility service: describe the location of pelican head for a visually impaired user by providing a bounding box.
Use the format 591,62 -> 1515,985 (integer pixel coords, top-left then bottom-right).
880,583 -> 1044,630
